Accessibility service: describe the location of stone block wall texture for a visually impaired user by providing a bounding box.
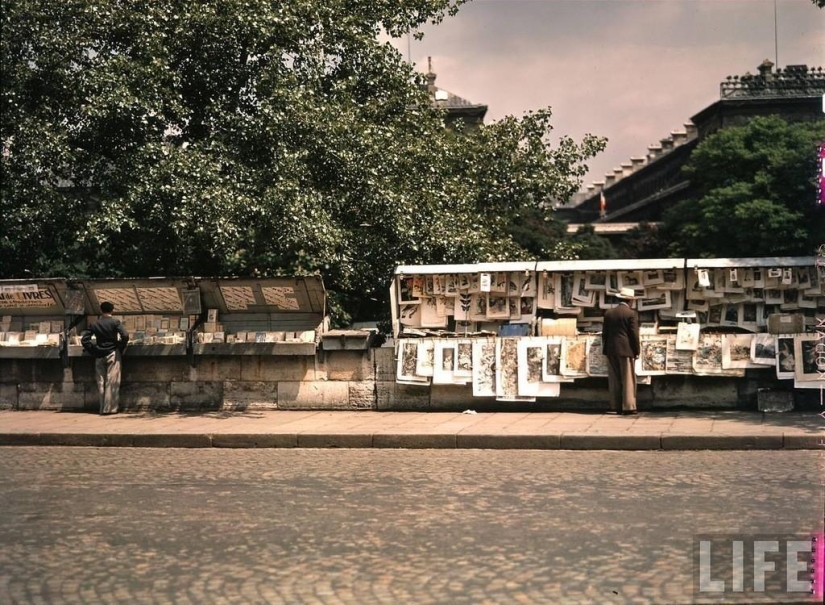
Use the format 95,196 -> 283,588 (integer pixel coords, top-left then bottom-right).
0,349 -> 797,412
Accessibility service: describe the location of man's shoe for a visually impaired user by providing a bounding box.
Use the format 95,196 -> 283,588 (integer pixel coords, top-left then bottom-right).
621,410 -> 638,415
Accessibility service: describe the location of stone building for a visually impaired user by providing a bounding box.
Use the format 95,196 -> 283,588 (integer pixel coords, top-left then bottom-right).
558,61 -> 825,235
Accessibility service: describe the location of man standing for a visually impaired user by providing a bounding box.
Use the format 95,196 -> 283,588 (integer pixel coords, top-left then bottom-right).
81,301 -> 129,415
602,287 -> 640,415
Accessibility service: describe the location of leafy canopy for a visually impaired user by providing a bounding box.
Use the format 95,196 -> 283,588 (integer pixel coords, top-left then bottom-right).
662,116 -> 825,258
1,0 -> 605,323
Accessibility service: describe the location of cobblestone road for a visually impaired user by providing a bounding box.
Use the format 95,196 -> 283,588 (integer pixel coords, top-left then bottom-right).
0,448 -> 821,605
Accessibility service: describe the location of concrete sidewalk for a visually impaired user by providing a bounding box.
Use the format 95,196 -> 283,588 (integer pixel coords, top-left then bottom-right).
0,409 -> 822,450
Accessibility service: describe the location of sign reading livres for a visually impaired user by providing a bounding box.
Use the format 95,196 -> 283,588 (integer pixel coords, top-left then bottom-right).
0,288 -> 57,308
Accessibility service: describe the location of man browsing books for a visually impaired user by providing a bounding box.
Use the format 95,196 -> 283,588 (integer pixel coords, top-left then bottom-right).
81,301 -> 129,414
602,287 -> 640,415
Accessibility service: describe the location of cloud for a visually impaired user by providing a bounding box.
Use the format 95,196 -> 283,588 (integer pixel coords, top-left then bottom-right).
392,0 -> 824,190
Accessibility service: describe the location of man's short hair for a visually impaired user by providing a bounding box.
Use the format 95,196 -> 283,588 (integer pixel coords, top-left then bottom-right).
100,301 -> 114,313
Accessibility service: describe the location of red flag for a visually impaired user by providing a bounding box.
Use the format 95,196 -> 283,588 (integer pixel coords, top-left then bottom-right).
599,191 -> 607,217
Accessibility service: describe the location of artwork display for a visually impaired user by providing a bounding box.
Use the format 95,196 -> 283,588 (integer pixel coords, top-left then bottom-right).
392,261 -> 823,399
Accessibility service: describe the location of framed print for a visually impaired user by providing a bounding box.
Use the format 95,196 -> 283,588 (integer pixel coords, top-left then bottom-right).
572,273 -> 596,306
472,339 -> 497,397
542,337 -> 565,382
692,332 -> 724,375
638,336 -> 668,375
433,340 -> 467,385
555,273 -> 576,310
444,274 -> 458,296
412,276 -> 425,298
492,272 -> 508,293
453,293 -> 473,322
518,337 -> 562,397
537,272 -> 556,309
659,268 -> 684,290
469,293 -> 488,321
415,339 -> 436,377
397,340 -> 429,383
675,322 -> 700,351
617,271 -> 642,291
665,336 -> 693,374
560,336 -> 588,378
605,271 -> 620,295
637,290 -> 671,311
764,289 -> 783,305
775,336 -> 796,379
586,335 -> 609,377
721,334 -> 760,369
585,271 -> 607,290
515,297 -> 536,324
398,277 -> 417,304
721,303 -> 740,327
497,337 -> 535,402
599,291 -> 620,309
643,269 -> 664,286
399,303 -> 422,327
486,294 -> 510,319
794,334 -> 824,381
750,334 -> 776,366
739,303 -> 759,331
420,297 -> 447,328
454,340 -> 474,378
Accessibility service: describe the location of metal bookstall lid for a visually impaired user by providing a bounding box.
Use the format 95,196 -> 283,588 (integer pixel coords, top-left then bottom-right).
685,257 -> 816,268
536,258 -> 684,272
394,262 -> 535,276
73,277 -> 199,315
0,278 -> 73,317
197,276 -> 326,333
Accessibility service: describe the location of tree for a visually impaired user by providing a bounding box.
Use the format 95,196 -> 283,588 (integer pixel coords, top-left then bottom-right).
1,1 -> 604,323
662,116 -> 825,258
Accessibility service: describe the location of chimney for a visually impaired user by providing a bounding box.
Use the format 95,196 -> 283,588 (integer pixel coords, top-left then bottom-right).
648,143 -> 662,160
586,184 -> 596,194
660,137 -> 674,152
684,121 -> 698,140
671,130 -> 687,147
631,156 -> 646,170
613,167 -> 624,182
604,173 -> 616,187
757,59 -> 774,80
425,56 -> 437,92
592,181 -> 605,193
621,162 -> 633,177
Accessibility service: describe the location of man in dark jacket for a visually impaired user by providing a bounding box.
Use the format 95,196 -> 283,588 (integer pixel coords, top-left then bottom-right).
602,287 -> 640,415
81,301 -> 129,414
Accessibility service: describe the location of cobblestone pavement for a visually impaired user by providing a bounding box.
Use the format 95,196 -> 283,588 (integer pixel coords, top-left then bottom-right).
0,448 -> 821,605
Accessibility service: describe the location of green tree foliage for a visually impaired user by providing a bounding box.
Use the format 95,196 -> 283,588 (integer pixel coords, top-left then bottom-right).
1,0 -> 604,323
663,116 -> 825,258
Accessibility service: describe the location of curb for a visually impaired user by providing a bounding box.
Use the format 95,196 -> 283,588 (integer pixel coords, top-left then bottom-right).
0,432 -> 820,449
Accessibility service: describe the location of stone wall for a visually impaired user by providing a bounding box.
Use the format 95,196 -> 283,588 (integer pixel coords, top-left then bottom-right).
0,348 -> 803,412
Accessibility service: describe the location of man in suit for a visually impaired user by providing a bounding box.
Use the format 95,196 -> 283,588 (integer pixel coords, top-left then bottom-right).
81,301 -> 129,415
602,287 -> 640,415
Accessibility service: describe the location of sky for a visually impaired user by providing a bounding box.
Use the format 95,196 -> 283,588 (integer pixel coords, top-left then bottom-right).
390,0 -> 825,193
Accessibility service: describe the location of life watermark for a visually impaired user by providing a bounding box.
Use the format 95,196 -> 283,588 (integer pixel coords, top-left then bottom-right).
693,533 -> 823,600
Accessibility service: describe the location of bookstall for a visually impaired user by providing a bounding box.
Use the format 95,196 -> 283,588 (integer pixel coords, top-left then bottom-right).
389,257 -> 824,404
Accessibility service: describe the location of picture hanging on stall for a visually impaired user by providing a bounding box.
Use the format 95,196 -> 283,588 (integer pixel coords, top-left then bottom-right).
750,334 -> 776,365
472,339 -> 497,397
721,334 -> 759,369
665,337 -> 693,374
795,335 -> 824,381
639,337 -> 668,375
517,338 -> 561,397
675,322 -> 700,351
543,339 -> 563,381
486,295 -> 509,319
586,336 -> 609,377
693,333 -> 724,375
455,341 -> 473,378
776,336 -> 796,379
561,336 -> 588,378
397,341 -> 428,384
537,273 -> 555,309
415,339 -> 436,377
585,272 -> 607,290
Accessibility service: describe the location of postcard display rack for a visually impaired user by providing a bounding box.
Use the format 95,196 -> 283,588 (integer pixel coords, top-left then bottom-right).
390,257 -> 825,403
0,279 -> 82,360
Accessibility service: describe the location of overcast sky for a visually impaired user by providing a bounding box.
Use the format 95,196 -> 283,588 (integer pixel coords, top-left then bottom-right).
391,0 -> 824,193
